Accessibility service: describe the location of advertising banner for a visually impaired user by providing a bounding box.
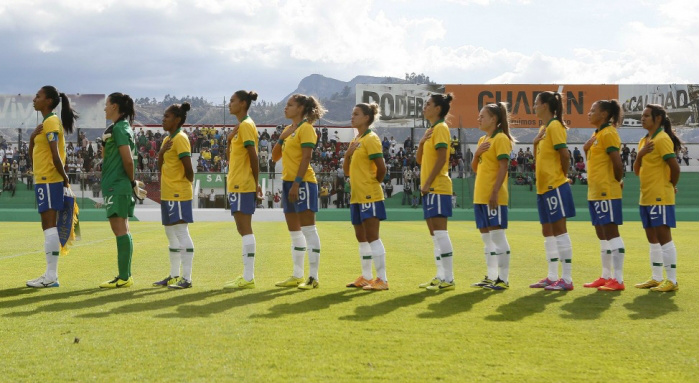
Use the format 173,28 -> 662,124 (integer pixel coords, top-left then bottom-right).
619,84 -> 699,128
0,94 -> 105,131
356,84 -> 444,128
444,84 -> 618,129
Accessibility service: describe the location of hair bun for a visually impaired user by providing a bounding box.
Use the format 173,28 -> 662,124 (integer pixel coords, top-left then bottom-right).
249,91 -> 258,102
181,102 -> 191,112
444,93 -> 453,103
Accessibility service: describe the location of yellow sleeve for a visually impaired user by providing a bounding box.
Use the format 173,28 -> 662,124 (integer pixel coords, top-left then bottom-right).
240,122 -> 257,148
299,124 -> 317,148
433,125 -> 450,149
494,135 -> 511,160
173,135 -> 191,158
43,117 -> 60,134
366,136 -> 383,159
657,135 -> 676,161
549,122 -> 567,150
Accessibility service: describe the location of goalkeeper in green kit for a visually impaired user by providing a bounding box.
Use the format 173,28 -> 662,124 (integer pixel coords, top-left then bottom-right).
99,92 -> 147,288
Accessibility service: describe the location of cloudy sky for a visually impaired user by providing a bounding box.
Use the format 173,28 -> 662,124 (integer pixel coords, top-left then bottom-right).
1,0 -> 697,103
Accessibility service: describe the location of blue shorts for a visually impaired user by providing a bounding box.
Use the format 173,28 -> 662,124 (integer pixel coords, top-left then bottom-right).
161,200 -> 194,225
588,199 -> 623,226
282,181 -> 318,214
35,182 -> 65,213
350,201 -> 387,225
639,205 -> 676,229
474,204 -> 509,229
537,182 -> 576,224
422,193 -> 452,219
228,192 -> 256,215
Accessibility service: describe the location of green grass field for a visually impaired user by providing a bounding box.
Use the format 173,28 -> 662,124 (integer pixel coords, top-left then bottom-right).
1,221 -> 697,383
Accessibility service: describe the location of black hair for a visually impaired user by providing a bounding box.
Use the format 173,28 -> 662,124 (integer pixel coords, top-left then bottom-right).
108,92 -> 135,125
40,85 -> 78,134
485,102 -> 516,142
234,90 -> 258,111
354,102 -> 381,125
430,93 -> 454,119
537,91 -> 565,127
166,102 -> 191,128
646,104 -> 681,152
291,94 -> 327,124
596,99 -> 622,126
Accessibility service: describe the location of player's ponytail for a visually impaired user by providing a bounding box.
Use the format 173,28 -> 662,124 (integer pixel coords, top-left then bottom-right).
108,92 -> 135,125
646,104 -> 681,153
597,99 -> 622,126
538,91 -> 566,128
431,93 -> 454,119
41,85 -> 79,134
292,94 -> 327,124
234,90 -> 258,111
485,102 -> 517,143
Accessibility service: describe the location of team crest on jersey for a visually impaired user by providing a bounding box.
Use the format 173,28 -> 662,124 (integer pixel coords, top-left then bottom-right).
291,132 -> 296,138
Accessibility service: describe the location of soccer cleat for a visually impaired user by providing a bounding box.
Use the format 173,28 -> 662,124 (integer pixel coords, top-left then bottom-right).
426,280 -> 455,292
418,277 -> 441,289
529,277 -> 556,288
275,276 -> 304,287
152,276 -> 180,287
363,278 -> 389,291
634,278 -> 662,289
99,276 -> 133,288
298,276 -> 319,290
26,274 -> 59,288
346,275 -> 372,288
168,278 -> 192,289
471,276 -> 494,288
544,278 -> 574,291
650,280 -> 678,292
597,278 -> 625,291
583,277 -> 610,288
224,275 -> 256,289
484,279 -> 509,291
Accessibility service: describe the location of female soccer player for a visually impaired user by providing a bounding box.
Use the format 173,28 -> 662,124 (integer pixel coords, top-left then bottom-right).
582,100 -> 626,291
529,91 -> 576,291
26,86 -> 77,288
152,102 -> 195,289
634,104 -> 681,292
99,92 -> 144,288
417,93 -> 455,291
222,90 -> 260,289
272,94 -> 325,290
343,103 -> 388,290
470,103 -> 514,291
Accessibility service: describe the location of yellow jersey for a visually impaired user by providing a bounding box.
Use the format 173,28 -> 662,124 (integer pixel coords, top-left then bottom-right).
638,128 -> 676,205
281,120 -> 317,183
160,129 -> 192,201
227,116 -> 259,193
473,130 -> 511,205
535,119 -> 569,194
33,113 -> 66,184
586,123 -> 622,201
349,129 -> 384,204
420,120 -> 452,195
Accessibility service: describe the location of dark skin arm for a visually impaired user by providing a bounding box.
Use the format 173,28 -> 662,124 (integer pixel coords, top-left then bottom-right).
246,145 -> 259,186
50,140 -> 70,187
667,156 -> 680,187
609,150 -> 623,182
374,157 -> 386,183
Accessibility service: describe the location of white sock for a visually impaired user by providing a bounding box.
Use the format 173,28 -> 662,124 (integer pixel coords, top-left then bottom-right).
359,242 -> 373,280
434,230 -> 453,282
599,239 -> 611,279
242,234 -> 256,281
44,228 -> 60,280
609,236 -> 625,283
431,236 -> 444,280
661,241 -> 677,283
370,239 -> 387,281
481,232 -> 497,281
544,236 -> 559,281
491,229 -> 511,283
302,225 -> 320,280
556,233 -> 573,283
290,231 -> 306,278
174,224 -> 194,281
165,226 -> 181,277
649,243 -> 664,281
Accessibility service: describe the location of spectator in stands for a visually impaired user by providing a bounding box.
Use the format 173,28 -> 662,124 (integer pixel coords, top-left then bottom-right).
320,183 -> 329,208
208,189 -> 215,208
266,190 -> 273,208
198,188 -> 206,208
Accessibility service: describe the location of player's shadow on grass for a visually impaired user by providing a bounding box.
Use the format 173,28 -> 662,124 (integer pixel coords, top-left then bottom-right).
76,289 -> 230,318
485,290 -> 566,322
3,288 -> 171,317
559,290 -> 621,320
624,292 -> 679,320
155,288 -> 303,318
0,288 -> 101,311
251,289 -> 364,319
417,289 -> 494,319
0,287 -> 42,300
338,291 -> 429,321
